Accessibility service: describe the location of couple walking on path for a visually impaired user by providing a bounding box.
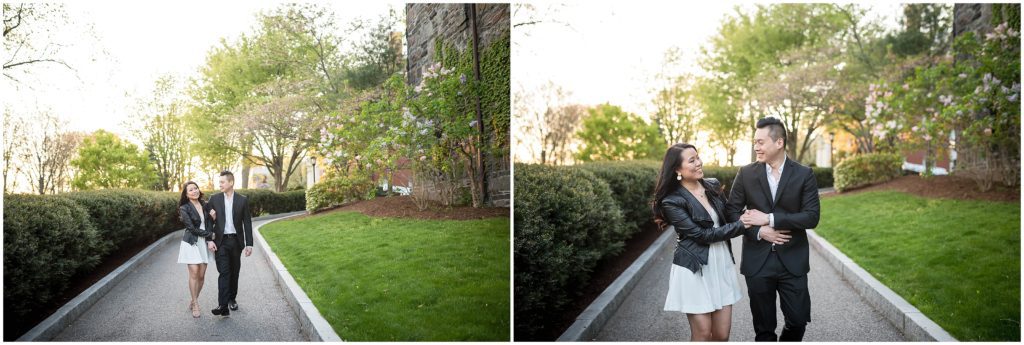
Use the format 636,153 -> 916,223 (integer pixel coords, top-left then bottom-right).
177,170 -> 254,319
655,117 -> 820,341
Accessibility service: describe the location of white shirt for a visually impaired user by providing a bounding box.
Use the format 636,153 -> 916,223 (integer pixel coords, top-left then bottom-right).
223,192 -> 236,235
759,155 -> 787,240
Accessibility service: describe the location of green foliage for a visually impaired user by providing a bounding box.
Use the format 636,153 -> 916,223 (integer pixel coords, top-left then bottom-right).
812,167 -> 835,188
833,152 -> 902,192
62,189 -> 180,252
513,163 -> 627,339
343,9 -> 405,90
576,161 -> 660,235
3,194 -> 105,325
991,3 -> 1020,30
575,104 -> 662,162
232,188 -> 307,216
816,191 -> 1020,341
305,175 -> 376,213
71,130 -> 157,190
261,211 -> 509,340
479,33 -> 512,153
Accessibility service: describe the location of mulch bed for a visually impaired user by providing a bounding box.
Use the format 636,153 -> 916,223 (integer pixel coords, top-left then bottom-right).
824,174 -> 1020,203
543,222 -> 667,340
296,195 -> 509,221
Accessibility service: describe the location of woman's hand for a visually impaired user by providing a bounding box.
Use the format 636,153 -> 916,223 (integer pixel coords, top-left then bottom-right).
209,209 -> 217,220
207,241 -> 218,252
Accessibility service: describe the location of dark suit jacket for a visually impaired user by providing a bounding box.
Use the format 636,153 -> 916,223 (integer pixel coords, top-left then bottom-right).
209,191 -> 254,247
725,157 -> 820,276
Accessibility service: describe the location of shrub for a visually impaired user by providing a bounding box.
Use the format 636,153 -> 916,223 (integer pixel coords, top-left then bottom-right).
306,175 -> 376,213
701,165 -> 739,194
576,161 -> 660,235
812,167 -> 835,189
3,194 -> 106,323
513,163 -> 628,339
833,153 -> 902,192
233,189 -> 307,216
62,189 -> 180,252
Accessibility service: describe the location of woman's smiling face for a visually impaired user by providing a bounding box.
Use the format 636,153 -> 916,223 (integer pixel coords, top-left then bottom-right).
676,147 -> 703,182
187,183 -> 200,200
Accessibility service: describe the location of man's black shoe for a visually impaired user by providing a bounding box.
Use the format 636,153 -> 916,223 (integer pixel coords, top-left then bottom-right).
212,305 -> 230,316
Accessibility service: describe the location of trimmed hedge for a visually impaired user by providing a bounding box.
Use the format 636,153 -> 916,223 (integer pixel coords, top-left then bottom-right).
834,153 -> 902,192
3,187 -> 307,338
812,167 -> 834,189
576,161 -> 660,235
3,194 -> 106,324
233,188 -> 306,216
513,163 -> 628,340
305,176 -> 376,213
62,189 -> 180,252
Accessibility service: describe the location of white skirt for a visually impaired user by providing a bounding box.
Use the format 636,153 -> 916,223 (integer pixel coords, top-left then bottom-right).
177,234 -> 214,265
664,241 -> 743,314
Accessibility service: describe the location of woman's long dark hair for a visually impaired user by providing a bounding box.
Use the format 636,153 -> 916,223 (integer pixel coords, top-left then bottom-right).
178,181 -> 205,207
651,143 -> 697,229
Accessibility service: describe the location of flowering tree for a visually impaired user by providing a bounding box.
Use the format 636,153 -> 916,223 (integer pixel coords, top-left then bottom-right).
946,23 -> 1020,189
873,21 -> 1019,187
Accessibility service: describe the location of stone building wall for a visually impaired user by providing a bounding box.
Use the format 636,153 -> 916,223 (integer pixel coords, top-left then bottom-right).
405,3 -> 511,207
953,4 -> 994,38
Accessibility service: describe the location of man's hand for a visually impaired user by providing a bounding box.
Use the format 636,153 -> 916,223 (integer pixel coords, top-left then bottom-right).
207,241 -> 218,252
741,209 -> 770,227
759,225 -> 791,245
209,209 -> 216,220
244,246 -> 253,257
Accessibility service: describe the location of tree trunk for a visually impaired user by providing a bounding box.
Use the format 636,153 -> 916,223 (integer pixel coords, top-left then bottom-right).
240,159 -> 250,189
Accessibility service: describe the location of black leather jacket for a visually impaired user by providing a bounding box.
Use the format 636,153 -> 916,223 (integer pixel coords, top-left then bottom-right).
179,201 -> 214,246
660,178 -> 746,275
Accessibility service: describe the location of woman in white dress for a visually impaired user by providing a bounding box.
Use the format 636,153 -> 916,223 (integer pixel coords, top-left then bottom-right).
653,143 -> 750,341
177,181 -> 217,318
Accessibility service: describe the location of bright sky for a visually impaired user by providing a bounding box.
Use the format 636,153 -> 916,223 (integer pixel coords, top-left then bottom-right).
512,1 -> 904,164
4,0 -> 402,143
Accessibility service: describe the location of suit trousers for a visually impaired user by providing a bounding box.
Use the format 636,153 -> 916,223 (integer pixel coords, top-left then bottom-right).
745,251 -> 811,341
215,235 -> 243,307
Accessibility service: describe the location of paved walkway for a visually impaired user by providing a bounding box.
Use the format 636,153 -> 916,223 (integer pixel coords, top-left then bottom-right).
54,215 -> 307,341
594,233 -> 907,341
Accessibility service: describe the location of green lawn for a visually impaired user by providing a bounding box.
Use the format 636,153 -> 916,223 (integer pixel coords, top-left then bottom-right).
815,191 -> 1020,341
260,211 -> 510,341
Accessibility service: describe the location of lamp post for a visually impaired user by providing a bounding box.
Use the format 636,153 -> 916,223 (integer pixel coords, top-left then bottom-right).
828,132 -> 836,167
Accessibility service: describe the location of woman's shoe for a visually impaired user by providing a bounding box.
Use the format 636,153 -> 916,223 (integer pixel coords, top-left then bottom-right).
191,302 -> 201,318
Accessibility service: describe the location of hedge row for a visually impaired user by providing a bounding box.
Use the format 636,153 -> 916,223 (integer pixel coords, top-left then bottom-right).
3,187 -> 307,334
513,163 -> 628,339
833,153 -> 902,192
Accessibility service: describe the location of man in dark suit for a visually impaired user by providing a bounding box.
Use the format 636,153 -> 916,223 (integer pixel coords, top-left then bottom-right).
725,117 -> 821,341
207,170 -> 254,316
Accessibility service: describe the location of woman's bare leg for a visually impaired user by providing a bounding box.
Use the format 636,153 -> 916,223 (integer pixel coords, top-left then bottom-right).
197,263 -> 207,298
710,305 -> 733,341
187,264 -> 200,305
686,312 -> 714,341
